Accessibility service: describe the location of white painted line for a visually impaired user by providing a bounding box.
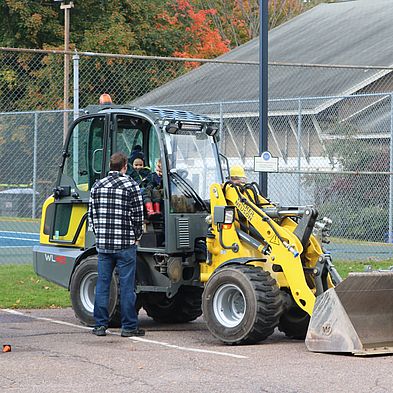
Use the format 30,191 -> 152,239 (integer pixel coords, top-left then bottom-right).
1,309 -> 248,359
2,309 -> 92,331
124,336 -> 247,358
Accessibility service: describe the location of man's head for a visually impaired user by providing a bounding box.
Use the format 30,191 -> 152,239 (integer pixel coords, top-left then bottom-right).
110,152 -> 128,173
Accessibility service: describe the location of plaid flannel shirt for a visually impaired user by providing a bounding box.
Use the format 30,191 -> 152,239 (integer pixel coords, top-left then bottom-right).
88,171 -> 144,251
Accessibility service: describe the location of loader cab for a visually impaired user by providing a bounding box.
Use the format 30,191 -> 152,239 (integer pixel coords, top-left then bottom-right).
63,113 -> 155,192
42,105 -> 223,255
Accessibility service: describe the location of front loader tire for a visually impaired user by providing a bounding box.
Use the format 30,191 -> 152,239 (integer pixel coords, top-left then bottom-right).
70,255 -> 121,327
202,265 -> 283,345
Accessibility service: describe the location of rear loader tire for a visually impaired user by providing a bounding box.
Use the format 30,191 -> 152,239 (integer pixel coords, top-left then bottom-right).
202,265 -> 283,345
278,302 -> 310,340
143,286 -> 203,323
69,255 -> 121,327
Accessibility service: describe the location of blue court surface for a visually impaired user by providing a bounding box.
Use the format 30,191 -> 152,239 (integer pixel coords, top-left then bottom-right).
0,230 -> 40,248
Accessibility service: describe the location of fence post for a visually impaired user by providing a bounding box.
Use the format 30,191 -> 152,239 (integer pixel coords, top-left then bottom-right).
73,52 -> 80,182
297,98 -> 302,204
32,112 -> 38,219
73,52 -> 79,120
389,94 -> 393,243
219,102 -> 223,153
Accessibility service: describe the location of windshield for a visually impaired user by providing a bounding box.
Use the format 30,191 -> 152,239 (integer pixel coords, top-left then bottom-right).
166,130 -> 222,213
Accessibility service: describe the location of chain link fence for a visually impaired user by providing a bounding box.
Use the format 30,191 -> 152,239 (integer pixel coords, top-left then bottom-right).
1,47 -> 393,263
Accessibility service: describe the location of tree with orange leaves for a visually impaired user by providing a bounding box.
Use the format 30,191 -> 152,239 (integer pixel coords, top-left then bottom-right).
195,0 -> 315,48
156,0 -> 231,59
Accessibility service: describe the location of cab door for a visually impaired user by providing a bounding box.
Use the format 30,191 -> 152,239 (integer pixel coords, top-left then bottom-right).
45,114 -> 109,248
111,114 -> 166,249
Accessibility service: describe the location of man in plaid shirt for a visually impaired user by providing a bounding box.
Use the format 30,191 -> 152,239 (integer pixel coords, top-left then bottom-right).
88,152 -> 145,337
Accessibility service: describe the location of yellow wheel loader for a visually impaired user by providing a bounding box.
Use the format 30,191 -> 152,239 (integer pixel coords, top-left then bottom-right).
33,98 -> 393,355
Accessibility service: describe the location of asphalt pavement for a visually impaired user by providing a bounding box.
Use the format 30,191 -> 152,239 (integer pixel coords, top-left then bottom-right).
1,308 -> 392,393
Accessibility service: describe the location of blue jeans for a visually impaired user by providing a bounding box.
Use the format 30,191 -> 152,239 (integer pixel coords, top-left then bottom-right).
94,246 -> 138,330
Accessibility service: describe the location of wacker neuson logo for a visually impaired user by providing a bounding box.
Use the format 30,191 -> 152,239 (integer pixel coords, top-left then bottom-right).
44,254 -> 66,265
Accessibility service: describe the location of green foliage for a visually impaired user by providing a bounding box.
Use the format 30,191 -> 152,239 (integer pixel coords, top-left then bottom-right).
74,0 -> 167,55
80,11 -> 136,54
0,1 -> 63,48
325,123 -> 390,172
309,123 -> 390,242
319,202 -> 388,242
0,0 -> 165,54
335,260 -> 393,278
0,0 -> 317,54
0,264 -> 70,309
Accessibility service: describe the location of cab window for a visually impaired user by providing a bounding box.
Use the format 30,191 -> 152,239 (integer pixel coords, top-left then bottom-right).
64,116 -> 105,191
148,125 -> 161,170
115,116 -> 143,158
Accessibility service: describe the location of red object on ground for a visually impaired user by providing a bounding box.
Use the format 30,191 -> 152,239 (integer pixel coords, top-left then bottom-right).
2,345 -> 11,352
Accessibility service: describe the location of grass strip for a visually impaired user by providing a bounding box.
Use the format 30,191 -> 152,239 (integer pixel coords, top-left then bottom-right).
334,260 -> 392,278
0,264 -> 70,309
0,260 -> 392,309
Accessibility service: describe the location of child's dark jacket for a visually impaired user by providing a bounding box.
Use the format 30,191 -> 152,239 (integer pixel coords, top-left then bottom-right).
127,166 -> 152,188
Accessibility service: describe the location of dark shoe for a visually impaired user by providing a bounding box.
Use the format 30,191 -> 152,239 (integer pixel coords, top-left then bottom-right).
92,326 -> 107,336
121,328 -> 145,337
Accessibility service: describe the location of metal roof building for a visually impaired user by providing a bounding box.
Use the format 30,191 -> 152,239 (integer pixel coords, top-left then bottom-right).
133,0 -> 393,169
134,0 -> 393,114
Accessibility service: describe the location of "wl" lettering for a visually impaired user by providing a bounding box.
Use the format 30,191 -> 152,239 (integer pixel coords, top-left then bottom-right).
44,254 -> 55,263
44,254 -> 66,265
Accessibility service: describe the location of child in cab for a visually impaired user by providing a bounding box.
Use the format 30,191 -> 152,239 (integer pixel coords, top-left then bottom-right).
127,149 -> 157,217
144,159 -> 163,217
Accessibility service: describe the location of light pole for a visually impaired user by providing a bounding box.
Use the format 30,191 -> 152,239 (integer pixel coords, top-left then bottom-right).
55,0 -> 74,142
259,0 -> 268,196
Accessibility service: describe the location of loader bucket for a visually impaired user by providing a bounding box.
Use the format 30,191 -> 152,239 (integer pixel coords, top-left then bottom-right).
305,272 -> 393,355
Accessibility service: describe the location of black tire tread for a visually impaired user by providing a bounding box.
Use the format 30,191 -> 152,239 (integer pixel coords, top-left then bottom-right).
232,265 -> 282,344
278,301 -> 310,339
143,286 -> 203,323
